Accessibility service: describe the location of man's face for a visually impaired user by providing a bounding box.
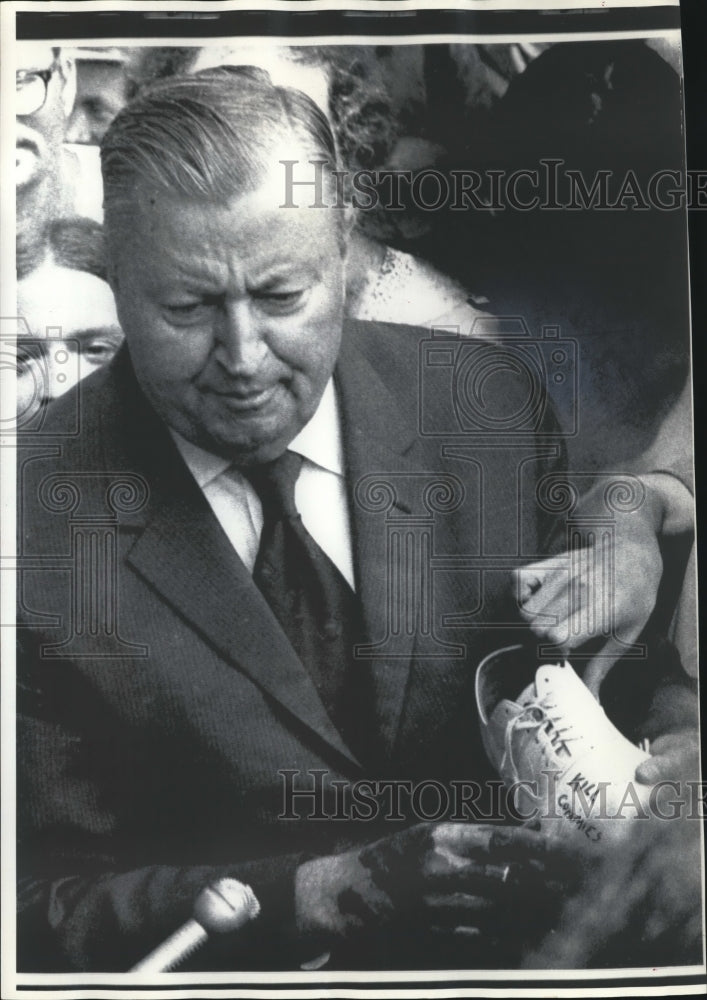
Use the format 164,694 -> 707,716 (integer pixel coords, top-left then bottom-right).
16,45 -> 74,268
16,262 -> 123,423
110,174 -> 347,465
66,59 -> 130,145
16,45 -> 71,206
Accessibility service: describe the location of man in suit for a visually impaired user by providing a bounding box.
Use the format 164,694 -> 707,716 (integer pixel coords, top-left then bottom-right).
16,69 -> 696,973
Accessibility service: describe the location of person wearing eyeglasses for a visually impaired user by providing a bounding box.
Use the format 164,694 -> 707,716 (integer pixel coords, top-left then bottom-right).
16,43 -> 102,278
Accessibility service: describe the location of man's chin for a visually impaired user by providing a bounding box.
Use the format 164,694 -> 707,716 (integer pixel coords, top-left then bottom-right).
197,394 -> 315,465
189,421 -> 302,467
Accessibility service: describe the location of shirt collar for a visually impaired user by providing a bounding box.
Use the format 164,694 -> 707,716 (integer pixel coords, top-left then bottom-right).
170,378 -> 343,489
289,379 -> 343,476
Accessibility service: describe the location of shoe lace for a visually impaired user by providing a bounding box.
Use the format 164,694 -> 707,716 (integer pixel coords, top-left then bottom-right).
502,696 -> 578,782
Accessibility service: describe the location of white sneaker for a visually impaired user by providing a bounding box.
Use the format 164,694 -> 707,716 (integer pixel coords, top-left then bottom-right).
475,645 -> 653,851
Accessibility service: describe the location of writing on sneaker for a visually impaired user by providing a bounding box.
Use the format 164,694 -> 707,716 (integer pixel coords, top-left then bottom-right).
476,645 -> 653,850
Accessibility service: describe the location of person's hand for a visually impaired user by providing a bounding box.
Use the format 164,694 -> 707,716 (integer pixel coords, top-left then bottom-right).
514,517 -> 662,696
635,730 -> 701,784
295,822 -> 578,946
515,472 -> 694,695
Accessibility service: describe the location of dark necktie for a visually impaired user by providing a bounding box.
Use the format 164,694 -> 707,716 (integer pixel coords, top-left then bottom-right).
242,451 -> 365,750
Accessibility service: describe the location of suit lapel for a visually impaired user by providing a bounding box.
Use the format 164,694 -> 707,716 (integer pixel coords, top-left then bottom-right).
126,484 -> 359,767
336,324 -> 425,755
107,352 -> 360,768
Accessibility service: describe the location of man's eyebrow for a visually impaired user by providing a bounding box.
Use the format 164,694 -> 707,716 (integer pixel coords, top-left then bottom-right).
18,328 -> 123,349
17,338 -> 54,352
251,263 -> 319,287
151,260 -> 225,287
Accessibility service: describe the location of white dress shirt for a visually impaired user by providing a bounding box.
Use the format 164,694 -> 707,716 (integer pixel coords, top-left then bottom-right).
170,380 -> 356,589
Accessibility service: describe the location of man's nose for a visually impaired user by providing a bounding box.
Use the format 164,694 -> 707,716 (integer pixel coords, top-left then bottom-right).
214,303 -> 268,376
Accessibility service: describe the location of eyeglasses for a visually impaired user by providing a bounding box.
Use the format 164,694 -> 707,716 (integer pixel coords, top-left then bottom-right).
16,64 -> 57,117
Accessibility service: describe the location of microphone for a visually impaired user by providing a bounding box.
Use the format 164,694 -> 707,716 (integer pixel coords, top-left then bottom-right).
130,878 -> 261,972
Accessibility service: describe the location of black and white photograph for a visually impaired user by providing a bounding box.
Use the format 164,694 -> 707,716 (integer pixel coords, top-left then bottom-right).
1,1 -> 704,997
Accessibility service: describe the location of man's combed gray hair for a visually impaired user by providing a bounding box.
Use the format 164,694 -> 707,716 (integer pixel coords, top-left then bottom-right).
101,66 -> 340,226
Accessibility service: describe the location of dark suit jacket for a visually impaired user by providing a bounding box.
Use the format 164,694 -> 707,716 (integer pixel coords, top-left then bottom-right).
16,319 -> 581,971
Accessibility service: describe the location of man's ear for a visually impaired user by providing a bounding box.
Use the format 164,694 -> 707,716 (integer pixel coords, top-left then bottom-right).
59,57 -> 77,119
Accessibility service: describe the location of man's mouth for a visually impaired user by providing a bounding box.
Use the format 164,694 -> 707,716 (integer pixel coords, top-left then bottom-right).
212,384 -> 280,412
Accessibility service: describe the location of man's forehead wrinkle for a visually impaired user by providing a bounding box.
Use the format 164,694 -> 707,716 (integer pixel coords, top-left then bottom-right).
144,251 -> 228,289
128,190 -> 335,288
144,247 -> 317,293
130,200 -> 225,280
